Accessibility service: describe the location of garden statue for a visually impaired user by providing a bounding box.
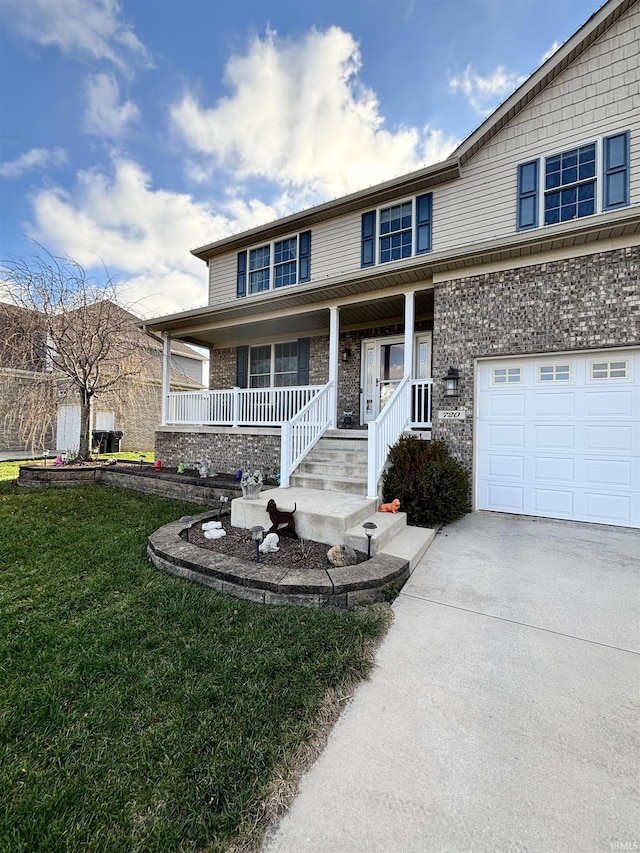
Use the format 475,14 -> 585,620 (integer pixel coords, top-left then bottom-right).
259,532 -> 280,554
241,469 -> 263,499
379,499 -> 400,513
266,499 -> 297,538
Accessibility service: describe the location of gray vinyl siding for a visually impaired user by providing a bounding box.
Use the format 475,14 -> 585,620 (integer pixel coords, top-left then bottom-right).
171,353 -> 203,385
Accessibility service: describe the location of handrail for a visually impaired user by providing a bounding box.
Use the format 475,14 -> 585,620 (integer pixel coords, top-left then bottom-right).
367,375 -> 411,499
280,381 -> 333,488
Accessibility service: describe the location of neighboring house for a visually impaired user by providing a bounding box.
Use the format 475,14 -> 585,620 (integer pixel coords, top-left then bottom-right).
0,303 -> 205,455
146,0 -> 639,529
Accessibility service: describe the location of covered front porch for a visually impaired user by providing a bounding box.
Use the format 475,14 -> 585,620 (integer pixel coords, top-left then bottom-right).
152,286 -> 435,499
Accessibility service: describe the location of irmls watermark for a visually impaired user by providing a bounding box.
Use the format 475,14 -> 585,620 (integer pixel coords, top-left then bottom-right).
611,842 -> 638,851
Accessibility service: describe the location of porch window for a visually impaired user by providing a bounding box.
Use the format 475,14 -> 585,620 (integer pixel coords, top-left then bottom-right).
249,342 -> 299,387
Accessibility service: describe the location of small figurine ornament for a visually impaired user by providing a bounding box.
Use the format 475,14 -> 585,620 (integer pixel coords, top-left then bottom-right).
198,461 -> 208,478
55,454 -> 63,467
266,499 -> 297,538
177,462 -> 185,474
259,532 -> 280,554
379,498 -> 401,513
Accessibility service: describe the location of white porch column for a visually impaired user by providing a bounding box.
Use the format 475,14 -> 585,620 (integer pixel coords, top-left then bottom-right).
161,332 -> 171,426
328,306 -> 340,428
404,291 -> 415,378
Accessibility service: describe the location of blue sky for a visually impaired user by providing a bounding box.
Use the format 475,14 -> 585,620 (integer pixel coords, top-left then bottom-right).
0,0 -> 600,318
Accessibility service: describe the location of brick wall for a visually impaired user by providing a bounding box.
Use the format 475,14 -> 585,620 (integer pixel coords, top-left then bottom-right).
155,428 -> 281,476
432,246 -> 640,471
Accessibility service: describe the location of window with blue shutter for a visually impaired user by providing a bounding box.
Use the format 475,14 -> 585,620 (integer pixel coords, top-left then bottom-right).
236,251 -> 247,298
415,193 -> 432,254
603,131 -> 630,211
236,346 -> 248,388
361,211 -> 376,268
517,160 -> 538,230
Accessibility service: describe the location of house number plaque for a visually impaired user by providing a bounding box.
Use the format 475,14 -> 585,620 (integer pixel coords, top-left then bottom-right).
438,410 -> 466,420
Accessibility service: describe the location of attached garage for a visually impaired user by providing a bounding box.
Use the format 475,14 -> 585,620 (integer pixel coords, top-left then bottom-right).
476,349 -> 640,528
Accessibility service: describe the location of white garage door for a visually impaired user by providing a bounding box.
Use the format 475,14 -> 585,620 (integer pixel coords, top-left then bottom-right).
476,350 -> 640,528
56,404 -> 81,454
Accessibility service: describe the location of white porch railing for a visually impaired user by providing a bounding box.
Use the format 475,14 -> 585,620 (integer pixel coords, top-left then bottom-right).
367,375 -> 412,499
280,381 -> 333,488
410,379 -> 433,428
166,385 -> 323,426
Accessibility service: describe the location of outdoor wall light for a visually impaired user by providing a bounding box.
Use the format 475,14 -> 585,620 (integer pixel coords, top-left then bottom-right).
250,525 -> 264,563
362,521 -> 377,559
342,347 -> 352,362
442,367 -> 460,398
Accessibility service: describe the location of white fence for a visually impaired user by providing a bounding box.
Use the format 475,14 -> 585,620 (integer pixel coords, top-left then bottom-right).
410,379 -> 433,428
280,382 -> 333,488
166,385 -> 323,426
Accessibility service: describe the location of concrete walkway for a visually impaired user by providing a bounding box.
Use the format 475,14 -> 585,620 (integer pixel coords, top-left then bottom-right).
263,512 -> 640,853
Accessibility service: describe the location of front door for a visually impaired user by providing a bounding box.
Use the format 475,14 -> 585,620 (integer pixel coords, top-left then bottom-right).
361,334 -> 431,424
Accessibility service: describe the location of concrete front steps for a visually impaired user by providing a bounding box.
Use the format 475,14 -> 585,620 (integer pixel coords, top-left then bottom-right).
230,486 -> 435,574
289,429 -> 368,496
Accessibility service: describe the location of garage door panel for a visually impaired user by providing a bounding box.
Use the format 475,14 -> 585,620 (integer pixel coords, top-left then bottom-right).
585,389 -> 633,416
532,488 -> 574,516
485,483 -> 525,512
476,350 -> 639,528
585,425 -> 632,453
535,424 -> 575,449
533,456 -> 574,483
534,392 -> 575,416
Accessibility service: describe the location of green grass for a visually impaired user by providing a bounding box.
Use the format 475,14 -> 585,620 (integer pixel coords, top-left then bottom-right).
0,473 -> 390,852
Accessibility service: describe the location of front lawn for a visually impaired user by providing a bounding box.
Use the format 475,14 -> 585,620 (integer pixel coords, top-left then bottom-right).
0,472 -> 390,852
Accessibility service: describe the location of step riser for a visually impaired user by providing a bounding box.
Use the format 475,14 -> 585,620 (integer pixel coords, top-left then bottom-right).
298,462 -> 367,479
289,475 -> 367,496
345,515 -> 407,555
313,439 -> 368,452
303,451 -> 368,465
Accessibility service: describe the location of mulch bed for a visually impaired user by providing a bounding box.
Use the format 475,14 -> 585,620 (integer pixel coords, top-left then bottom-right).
183,518 -> 368,572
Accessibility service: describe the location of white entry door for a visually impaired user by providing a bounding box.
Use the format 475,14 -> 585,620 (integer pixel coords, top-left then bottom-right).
476,349 -> 640,528
361,334 -> 431,424
56,404 -> 81,454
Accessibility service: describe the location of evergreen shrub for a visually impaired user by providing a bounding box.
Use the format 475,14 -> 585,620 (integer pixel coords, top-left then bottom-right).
382,435 -> 470,526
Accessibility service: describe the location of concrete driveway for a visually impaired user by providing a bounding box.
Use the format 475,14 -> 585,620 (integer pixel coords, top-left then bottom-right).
263,512 -> 639,853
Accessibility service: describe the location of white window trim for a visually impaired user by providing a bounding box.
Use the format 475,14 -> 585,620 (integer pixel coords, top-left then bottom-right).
537,135 -> 604,227
589,359 -> 630,381
491,366 -> 523,385
537,363 -> 573,383
247,234 -> 302,294
249,341 -> 298,387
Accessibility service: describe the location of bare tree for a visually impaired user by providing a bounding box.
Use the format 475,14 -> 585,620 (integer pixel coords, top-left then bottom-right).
0,248 -> 152,460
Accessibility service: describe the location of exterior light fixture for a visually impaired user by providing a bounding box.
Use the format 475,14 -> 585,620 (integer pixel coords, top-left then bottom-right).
250,525 -> 265,562
442,367 -> 460,398
362,521 -> 377,559
342,347 -> 352,362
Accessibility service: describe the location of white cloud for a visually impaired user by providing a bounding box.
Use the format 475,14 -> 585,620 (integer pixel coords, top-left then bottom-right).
539,41 -> 562,66
83,73 -> 140,139
170,26 -> 458,200
27,156 -> 279,317
449,65 -> 527,116
0,0 -> 151,73
0,147 -> 67,178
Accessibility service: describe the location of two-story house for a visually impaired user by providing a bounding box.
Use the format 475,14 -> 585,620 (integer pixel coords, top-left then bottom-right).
146,0 -> 639,529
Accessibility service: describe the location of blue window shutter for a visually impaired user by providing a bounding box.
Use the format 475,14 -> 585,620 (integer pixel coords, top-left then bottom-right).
236,346 -> 248,388
361,211 -> 376,268
236,251 -> 247,298
517,160 -> 538,230
299,231 -> 311,282
297,338 -> 310,385
416,193 -> 432,254
603,131 -> 630,211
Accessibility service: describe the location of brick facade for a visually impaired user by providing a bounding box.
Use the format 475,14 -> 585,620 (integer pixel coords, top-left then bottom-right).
432,246 -> 640,471
155,428 -> 281,477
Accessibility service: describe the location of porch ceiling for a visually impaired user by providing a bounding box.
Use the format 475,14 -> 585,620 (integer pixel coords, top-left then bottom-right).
164,291 -> 434,348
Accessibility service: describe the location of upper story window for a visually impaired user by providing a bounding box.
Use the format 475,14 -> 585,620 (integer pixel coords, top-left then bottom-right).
517,131 -> 630,231
361,193 -> 432,268
236,231 -> 311,298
